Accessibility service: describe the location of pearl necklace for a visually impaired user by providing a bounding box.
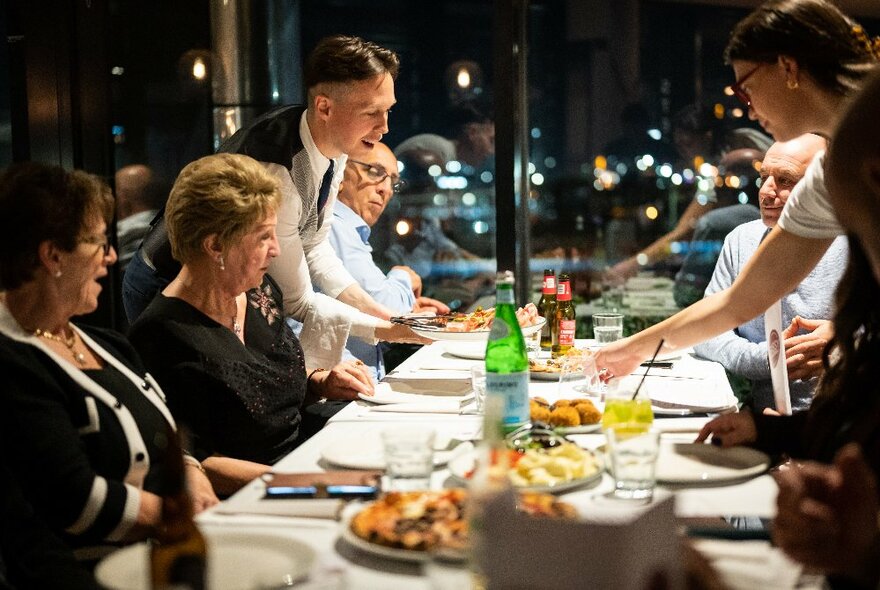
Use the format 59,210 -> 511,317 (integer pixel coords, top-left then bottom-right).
34,327 -> 86,366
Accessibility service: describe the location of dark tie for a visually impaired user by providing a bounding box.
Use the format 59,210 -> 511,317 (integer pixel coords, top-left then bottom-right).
317,160 -> 335,213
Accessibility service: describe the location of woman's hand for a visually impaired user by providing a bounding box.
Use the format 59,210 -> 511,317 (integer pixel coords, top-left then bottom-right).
310,360 -> 375,400
185,463 -> 219,513
694,411 -> 757,447
773,444 -> 880,584
592,336 -> 648,380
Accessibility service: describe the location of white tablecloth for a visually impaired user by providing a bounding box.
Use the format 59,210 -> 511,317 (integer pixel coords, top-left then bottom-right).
197,340 -> 803,589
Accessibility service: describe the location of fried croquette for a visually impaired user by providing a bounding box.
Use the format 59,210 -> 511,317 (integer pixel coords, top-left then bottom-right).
548,406 -> 580,427
574,402 -> 601,425
530,405 -> 552,423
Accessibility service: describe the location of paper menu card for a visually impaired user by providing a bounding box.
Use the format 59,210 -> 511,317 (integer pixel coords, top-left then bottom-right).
763,300 -> 792,415
478,492 -> 682,590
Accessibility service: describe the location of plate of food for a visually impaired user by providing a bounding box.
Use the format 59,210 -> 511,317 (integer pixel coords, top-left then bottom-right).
341,489 -> 577,562
95,530 -> 316,590
447,442 -> 603,493
655,442 -> 770,484
528,348 -> 593,381
392,304 -> 544,342
529,397 -> 602,431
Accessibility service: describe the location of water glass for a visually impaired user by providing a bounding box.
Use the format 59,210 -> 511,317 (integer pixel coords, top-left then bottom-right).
605,428 -> 661,500
381,428 -> 435,491
471,365 -> 487,413
592,313 -> 624,345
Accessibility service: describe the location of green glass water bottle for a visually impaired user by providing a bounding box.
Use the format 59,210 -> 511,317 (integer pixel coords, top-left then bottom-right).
484,271 -> 529,433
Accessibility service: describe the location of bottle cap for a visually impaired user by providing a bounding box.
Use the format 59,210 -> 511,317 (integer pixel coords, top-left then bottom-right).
496,270 -> 515,284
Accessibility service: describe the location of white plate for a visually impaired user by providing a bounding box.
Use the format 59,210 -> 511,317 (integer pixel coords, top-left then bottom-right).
655,442 -> 769,484
320,433 -> 470,470
413,318 -> 545,342
555,423 -> 602,434
444,341 -> 486,360
95,529 -> 316,590
529,370 -> 584,382
447,448 -> 603,493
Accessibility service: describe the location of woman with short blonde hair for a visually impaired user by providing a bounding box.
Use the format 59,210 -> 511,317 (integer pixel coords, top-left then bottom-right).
130,153 -> 374,494
165,153 -> 281,265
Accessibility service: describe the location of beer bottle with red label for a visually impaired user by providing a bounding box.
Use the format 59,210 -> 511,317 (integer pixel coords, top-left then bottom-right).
552,273 -> 576,358
538,269 -> 556,351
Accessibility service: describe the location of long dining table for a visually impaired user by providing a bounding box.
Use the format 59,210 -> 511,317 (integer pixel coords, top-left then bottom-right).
195,340 -> 819,590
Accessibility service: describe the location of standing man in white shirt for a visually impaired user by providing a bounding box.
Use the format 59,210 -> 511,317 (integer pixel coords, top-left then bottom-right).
329,141 -> 449,378
124,35 -> 428,370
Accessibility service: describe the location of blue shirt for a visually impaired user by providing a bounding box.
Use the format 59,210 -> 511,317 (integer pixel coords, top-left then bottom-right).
693,220 -> 848,412
328,201 -> 416,379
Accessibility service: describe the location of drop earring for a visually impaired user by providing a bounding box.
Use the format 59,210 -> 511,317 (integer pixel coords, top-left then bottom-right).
786,78 -> 799,90
219,256 -> 225,271
54,270 -> 62,278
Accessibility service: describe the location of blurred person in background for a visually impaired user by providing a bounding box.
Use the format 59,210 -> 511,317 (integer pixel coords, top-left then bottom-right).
330,142 -> 449,380
0,163 -> 216,562
114,164 -> 167,271
672,147 -> 764,307
693,134 -> 847,412
607,103 -> 771,282
130,154 -> 374,495
394,101 -> 495,173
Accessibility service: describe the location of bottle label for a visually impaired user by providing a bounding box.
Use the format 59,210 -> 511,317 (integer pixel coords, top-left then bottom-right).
557,280 -> 572,301
486,372 -> 529,427
496,288 -> 515,305
559,320 -> 576,346
542,276 -> 556,294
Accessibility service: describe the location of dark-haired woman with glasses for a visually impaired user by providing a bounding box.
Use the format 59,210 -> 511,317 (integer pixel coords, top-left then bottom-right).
0,162 -> 217,561
596,0 -> 880,378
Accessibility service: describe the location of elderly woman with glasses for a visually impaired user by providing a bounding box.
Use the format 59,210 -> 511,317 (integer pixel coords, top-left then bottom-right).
129,154 -> 374,495
596,0 -> 879,380
0,162 -> 217,561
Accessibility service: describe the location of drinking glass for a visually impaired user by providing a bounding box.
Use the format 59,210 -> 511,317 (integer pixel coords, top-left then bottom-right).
471,365 -> 487,413
592,313 -> 624,345
605,428 -> 661,500
381,428 -> 435,491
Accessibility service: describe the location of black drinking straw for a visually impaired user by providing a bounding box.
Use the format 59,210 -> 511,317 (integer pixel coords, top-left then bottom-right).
632,338 -> 665,401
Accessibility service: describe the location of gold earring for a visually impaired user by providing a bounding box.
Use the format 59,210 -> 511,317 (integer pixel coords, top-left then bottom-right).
786,78 -> 799,90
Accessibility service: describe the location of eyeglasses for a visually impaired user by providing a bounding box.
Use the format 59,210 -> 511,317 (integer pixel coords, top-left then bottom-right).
79,233 -> 112,256
730,64 -> 762,107
348,159 -> 407,193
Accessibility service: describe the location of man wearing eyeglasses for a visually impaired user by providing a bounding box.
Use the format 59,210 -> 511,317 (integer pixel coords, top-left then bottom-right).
124,35 -> 428,371
328,142 -> 449,378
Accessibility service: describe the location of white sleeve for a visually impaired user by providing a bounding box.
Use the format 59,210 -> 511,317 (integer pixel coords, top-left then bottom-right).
303,188 -> 357,298
777,151 -> 845,239
266,163 -> 379,370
